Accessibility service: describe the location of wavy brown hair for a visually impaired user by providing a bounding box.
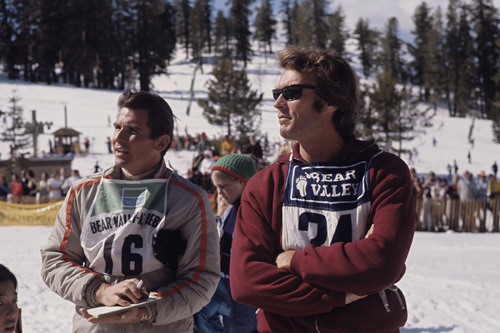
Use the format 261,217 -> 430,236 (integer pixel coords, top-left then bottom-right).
277,46 -> 358,140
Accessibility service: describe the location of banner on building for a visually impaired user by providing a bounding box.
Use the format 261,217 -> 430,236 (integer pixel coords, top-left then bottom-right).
0,201 -> 62,225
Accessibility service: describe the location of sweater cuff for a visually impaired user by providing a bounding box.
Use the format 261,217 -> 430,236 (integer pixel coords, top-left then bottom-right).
85,278 -> 103,307
141,303 -> 158,323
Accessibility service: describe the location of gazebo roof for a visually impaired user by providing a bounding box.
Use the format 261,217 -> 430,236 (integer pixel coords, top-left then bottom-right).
52,127 -> 81,137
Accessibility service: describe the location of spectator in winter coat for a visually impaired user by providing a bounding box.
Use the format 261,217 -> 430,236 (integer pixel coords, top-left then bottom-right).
476,171 -> 488,201
10,174 -> 23,204
38,172 -> 49,197
61,169 -> 81,195
26,170 -> 38,196
40,90 -> 220,332
220,135 -> 237,156
46,171 -> 63,198
194,154 -> 258,333
457,170 -> 477,200
487,174 -> 500,198
421,171 -> 436,231
230,46 -> 415,333
244,135 -> 263,160
0,175 -> 9,199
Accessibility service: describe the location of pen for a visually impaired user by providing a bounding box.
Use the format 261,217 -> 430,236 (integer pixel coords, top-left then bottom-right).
137,280 -> 144,289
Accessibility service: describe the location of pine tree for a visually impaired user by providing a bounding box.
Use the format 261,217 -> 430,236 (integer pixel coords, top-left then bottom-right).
295,0 -> 313,47
378,17 -> 407,83
287,0 -> 301,45
0,91 -> 31,159
109,0 -> 137,90
229,0 -> 252,66
189,0 -> 212,60
174,0 -> 192,59
280,0 -> 294,45
444,1 -> 474,117
394,85 -> 434,155
190,0 -> 206,67
294,0 -> 330,49
368,68 -> 401,145
198,57 -> 263,136
353,18 -> 379,78
254,0 -> 277,54
470,0 -> 500,118
410,1 -> 432,100
425,6 -> 447,108
36,0 -> 69,85
213,10 -> 231,57
11,0 -> 39,82
356,82 -> 377,139
134,0 -> 176,91
328,5 -> 349,57
310,0 -> 329,49
369,69 -> 433,156
202,0 -> 212,53
491,39 -> 500,142
0,0 -> 16,79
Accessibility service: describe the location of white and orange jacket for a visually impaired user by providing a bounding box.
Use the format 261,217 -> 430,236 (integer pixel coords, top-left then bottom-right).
41,162 -> 220,332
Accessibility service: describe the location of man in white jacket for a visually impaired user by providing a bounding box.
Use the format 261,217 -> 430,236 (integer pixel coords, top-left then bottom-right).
41,90 -> 220,332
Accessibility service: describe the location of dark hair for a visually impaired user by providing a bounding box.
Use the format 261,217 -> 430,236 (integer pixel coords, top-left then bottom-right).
117,90 -> 176,157
277,46 -> 358,140
0,264 -> 17,289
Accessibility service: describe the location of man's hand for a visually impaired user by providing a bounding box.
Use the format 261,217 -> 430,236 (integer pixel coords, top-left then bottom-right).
345,293 -> 367,304
216,194 -> 230,216
365,224 -> 375,238
276,250 -> 296,271
79,306 -> 145,324
94,278 -> 145,307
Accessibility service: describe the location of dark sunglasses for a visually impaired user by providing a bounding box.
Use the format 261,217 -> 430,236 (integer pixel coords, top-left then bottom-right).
272,84 -> 316,101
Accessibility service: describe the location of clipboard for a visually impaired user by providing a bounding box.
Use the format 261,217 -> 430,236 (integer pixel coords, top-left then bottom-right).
87,295 -> 161,318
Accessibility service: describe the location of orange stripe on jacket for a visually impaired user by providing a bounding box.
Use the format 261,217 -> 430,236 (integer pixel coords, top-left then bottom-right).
157,177 -> 208,297
59,178 -> 102,278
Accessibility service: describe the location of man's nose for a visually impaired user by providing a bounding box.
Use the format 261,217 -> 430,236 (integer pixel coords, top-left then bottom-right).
273,94 -> 286,109
5,301 -> 18,317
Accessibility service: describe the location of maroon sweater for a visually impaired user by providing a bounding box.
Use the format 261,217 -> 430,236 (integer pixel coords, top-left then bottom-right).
230,139 -> 415,332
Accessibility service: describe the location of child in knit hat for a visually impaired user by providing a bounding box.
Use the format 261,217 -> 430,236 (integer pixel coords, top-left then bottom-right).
194,153 -> 257,333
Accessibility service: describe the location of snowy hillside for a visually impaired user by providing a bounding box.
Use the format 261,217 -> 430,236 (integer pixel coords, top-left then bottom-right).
0,42 -> 500,333
1,45 -> 499,179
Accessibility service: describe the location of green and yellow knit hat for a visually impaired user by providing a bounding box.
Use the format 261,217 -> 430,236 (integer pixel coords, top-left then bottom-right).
211,154 -> 257,184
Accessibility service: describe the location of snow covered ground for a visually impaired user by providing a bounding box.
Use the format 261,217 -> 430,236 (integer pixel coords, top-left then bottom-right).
1,226 -> 499,332
1,38 -> 500,332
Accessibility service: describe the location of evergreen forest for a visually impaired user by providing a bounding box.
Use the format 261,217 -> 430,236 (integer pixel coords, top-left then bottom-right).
1,0 -> 500,144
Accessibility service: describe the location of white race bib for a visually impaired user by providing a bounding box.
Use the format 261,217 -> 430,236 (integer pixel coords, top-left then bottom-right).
281,156 -> 379,250
81,177 -> 170,276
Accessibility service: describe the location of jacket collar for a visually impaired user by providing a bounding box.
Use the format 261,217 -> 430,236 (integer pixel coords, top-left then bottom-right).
277,137 -> 379,164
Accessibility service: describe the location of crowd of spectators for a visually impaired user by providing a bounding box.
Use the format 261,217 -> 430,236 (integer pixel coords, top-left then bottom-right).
185,131 -> 268,192
0,168 -> 81,204
412,164 -> 500,231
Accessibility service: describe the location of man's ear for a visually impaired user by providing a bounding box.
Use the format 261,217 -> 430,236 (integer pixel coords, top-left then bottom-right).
323,104 -> 338,115
155,135 -> 170,151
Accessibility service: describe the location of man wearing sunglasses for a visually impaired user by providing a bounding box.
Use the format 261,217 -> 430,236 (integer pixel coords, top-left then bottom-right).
230,46 -> 415,332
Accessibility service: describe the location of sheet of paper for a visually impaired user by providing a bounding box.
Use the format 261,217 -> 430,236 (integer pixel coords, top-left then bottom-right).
87,296 -> 161,318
